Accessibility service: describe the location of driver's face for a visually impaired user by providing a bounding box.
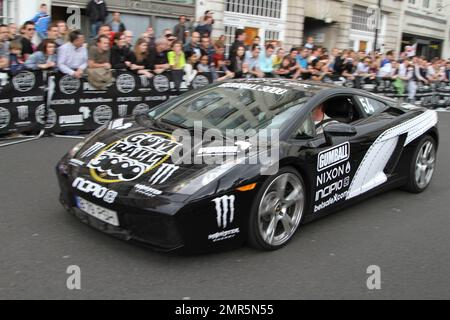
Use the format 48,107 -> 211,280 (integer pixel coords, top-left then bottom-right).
312,105 -> 325,122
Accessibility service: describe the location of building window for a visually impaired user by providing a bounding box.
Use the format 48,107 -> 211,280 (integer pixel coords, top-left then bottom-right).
351,6 -> 375,32
265,30 -> 280,42
224,25 -> 237,57
423,0 -> 430,8
409,0 -> 416,4
225,0 -> 283,19
0,0 -> 6,24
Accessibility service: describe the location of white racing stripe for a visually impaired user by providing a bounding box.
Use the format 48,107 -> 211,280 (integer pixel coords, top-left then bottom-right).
347,110 -> 438,200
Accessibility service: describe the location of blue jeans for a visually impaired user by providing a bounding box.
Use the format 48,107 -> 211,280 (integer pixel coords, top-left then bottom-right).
90,21 -> 102,39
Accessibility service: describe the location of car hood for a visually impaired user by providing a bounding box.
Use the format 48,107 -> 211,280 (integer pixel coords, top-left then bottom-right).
68,117 -> 252,200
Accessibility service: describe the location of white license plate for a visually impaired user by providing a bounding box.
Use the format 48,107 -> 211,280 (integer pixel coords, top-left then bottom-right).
76,197 -> 119,227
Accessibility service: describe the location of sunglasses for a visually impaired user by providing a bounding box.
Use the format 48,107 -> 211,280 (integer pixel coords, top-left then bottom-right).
27,28 -> 35,31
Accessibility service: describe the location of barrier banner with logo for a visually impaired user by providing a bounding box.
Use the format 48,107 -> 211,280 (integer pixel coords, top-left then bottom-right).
47,70 -> 215,133
0,71 -> 46,136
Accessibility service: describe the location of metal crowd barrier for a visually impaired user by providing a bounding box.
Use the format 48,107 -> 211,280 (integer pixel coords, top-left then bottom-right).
1,70 -> 449,149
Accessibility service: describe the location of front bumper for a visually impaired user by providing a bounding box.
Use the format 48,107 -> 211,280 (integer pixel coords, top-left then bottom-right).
57,172 -> 185,252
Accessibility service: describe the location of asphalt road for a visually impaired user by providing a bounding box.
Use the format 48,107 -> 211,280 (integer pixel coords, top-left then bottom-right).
1,113 -> 450,300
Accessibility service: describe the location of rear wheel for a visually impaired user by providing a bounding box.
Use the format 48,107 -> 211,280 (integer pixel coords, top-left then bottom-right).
404,135 -> 437,193
248,167 -> 305,251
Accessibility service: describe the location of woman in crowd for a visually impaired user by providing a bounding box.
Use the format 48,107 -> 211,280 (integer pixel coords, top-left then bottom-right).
24,39 -> 57,71
274,57 -> 295,78
127,38 -> 153,78
197,54 -> 231,82
168,41 -> 186,90
229,45 -> 247,79
272,48 -> 285,71
212,45 -> 234,80
8,41 -> 25,75
168,41 -> 186,71
110,32 -> 131,69
183,52 -> 199,86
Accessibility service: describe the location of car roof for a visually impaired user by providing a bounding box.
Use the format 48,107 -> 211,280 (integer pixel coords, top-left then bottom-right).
221,78 -> 338,93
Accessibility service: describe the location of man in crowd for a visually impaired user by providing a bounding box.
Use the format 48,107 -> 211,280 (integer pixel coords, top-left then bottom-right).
31,3 -> 51,41
184,31 -> 201,57
8,23 -> 19,41
244,44 -> 264,78
259,44 -> 275,77
87,35 -> 113,89
173,15 -> 188,45
86,0 -> 109,39
20,21 -> 36,60
304,36 -> 315,50
37,23 -> 59,51
90,24 -> 111,47
109,12 -> 126,33
0,24 -> 10,69
123,30 -> 134,49
55,21 -> 68,46
200,36 -> 215,63
147,38 -> 171,74
146,26 -> 156,49
57,30 -> 88,78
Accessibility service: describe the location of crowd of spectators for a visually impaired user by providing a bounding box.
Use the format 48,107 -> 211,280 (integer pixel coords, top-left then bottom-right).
1,2 -> 450,102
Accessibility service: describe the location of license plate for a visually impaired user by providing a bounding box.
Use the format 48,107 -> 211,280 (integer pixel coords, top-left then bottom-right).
75,197 -> 119,227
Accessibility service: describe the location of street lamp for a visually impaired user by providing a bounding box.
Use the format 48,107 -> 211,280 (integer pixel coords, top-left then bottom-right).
373,0 -> 382,52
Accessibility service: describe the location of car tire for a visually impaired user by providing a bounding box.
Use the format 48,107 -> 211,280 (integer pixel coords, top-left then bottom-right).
248,167 -> 306,251
404,135 -> 437,194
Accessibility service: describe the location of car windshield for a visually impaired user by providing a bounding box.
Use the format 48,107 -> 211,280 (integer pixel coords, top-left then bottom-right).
150,83 -> 311,133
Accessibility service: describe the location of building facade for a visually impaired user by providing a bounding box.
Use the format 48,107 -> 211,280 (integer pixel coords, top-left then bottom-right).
302,0 -> 403,53
5,0 -> 450,59
6,0 -> 195,39
399,0 -> 450,59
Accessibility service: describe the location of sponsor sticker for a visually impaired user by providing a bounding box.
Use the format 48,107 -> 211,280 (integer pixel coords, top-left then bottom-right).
60,75 -> 81,95
12,71 -> 36,92
133,184 -> 163,198
93,105 -> 113,125
116,73 -> 136,94
153,75 -> 170,92
192,75 -> 210,89
0,107 -> 11,129
209,195 -> 240,242
72,177 -> 118,204
87,132 -> 181,183
132,103 -> 150,116
317,142 -> 350,172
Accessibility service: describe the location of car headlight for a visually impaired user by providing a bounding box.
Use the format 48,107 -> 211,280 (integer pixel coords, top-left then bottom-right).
67,141 -> 86,158
67,124 -> 108,158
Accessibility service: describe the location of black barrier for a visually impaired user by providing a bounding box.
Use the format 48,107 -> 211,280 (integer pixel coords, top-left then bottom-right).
46,70 -> 216,133
0,70 -> 46,135
1,70 -> 449,138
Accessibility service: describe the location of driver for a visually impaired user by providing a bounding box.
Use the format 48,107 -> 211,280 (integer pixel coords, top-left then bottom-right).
312,104 -> 339,135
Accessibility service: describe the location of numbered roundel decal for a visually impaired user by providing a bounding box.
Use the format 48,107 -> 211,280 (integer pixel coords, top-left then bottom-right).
192,75 -> 210,89
12,71 -> 36,92
93,105 -> 113,125
35,104 -> 57,129
132,103 -> 150,116
0,107 -> 11,129
60,75 -> 81,95
116,73 -> 136,94
87,132 -> 181,183
153,75 -> 170,93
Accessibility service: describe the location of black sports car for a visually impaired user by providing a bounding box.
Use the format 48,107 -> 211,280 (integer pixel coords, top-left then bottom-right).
56,79 -> 439,252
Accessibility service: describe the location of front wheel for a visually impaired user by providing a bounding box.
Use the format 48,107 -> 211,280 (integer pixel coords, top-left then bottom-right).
404,135 -> 437,193
248,167 -> 306,251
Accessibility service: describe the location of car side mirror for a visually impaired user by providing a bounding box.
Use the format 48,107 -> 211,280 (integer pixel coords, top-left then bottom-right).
323,123 -> 357,145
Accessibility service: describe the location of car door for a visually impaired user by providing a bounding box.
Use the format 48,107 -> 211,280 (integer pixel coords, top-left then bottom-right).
288,94 -> 375,216
345,95 -> 406,200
